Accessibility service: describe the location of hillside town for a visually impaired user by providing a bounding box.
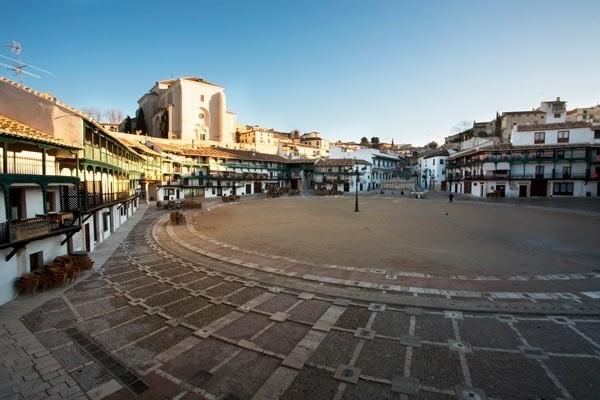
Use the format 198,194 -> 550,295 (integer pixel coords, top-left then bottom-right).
1,74 -> 600,305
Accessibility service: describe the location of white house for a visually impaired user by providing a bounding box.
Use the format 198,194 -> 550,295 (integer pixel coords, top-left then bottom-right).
417,148 -> 452,190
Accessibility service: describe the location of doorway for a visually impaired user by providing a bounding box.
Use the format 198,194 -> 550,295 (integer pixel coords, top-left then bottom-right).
519,185 -> 527,197
530,180 -> 547,197
496,184 -> 506,197
464,182 -> 472,194
84,224 -> 91,252
246,184 -> 251,194
344,182 -> 350,192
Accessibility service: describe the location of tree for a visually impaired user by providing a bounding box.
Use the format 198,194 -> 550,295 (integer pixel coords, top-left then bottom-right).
82,107 -> 103,122
370,137 -> 380,146
105,109 -> 124,124
451,120 -> 473,134
494,111 -> 502,137
360,137 -> 369,145
135,108 -> 146,134
426,141 -> 438,149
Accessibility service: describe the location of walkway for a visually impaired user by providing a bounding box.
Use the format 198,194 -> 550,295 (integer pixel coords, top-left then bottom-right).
1,203 -> 597,399
0,204 -> 148,400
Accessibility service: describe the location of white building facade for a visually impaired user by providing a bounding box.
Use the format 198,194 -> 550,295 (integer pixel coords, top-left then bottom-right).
329,147 -> 400,190
417,148 -> 451,190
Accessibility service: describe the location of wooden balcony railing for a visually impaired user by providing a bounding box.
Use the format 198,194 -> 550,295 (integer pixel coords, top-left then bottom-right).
0,154 -> 57,175
0,213 -> 77,245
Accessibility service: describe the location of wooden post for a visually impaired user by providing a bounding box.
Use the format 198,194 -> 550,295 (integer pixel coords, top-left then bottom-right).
2,142 -> 7,174
42,148 -> 47,175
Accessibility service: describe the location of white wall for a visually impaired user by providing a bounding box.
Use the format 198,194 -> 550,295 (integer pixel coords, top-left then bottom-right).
0,236 -> 68,305
511,126 -> 597,146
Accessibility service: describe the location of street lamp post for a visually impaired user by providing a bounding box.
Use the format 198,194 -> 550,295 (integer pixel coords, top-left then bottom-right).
347,165 -> 365,212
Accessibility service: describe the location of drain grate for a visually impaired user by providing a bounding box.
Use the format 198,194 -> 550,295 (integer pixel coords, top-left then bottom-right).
65,327 -> 150,396
129,380 -> 151,395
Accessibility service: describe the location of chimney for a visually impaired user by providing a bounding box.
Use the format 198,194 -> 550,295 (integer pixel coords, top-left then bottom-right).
556,97 -> 560,101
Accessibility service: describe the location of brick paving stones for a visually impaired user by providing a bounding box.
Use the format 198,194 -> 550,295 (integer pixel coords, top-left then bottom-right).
1,204 -> 600,400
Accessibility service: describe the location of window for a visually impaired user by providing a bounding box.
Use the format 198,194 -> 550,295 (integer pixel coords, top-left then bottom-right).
554,113 -> 561,118
562,166 -> 571,178
553,182 -> 573,195
557,131 -> 569,143
45,192 -> 56,212
595,130 -> 600,139
535,165 -> 545,178
433,159 -> 436,165
201,95 -> 205,102
534,132 -> 545,144
439,159 -> 444,165
556,150 -> 565,159
29,251 -> 44,272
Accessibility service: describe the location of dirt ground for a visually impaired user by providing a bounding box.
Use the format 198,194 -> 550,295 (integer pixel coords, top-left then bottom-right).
191,197 -> 600,277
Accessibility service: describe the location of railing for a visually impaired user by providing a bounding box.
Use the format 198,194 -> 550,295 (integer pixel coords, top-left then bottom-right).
84,145 -> 141,171
0,154 -> 57,175
161,180 -> 182,186
0,214 -> 77,245
79,190 -> 135,211
208,172 -> 284,181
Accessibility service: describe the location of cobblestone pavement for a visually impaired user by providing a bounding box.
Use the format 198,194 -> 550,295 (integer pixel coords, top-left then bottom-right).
3,204 -> 597,399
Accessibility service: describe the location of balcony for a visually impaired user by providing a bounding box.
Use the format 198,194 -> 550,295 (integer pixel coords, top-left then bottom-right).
208,172 -> 283,181
0,154 -> 58,175
77,190 -> 137,212
0,213 -> 78,248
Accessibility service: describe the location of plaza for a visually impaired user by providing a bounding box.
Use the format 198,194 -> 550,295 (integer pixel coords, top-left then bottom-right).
2,196 -> 600,399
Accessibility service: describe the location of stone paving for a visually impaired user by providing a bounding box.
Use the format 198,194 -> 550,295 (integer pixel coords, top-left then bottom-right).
2,200 -> 600,399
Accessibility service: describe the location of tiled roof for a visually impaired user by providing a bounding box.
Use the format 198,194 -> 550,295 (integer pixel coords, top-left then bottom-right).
0,114 -> 82,149
517,121 -> 591,132
0,76 -> 141,158
157,76 -> 222,88
223,148 -> 289,163
314,158 -> 371,167
502,110 -> 544,116
422,148 -> 450,159
145,141 -> 289,163
117,137 -> 162,157
181,147 -> 234,158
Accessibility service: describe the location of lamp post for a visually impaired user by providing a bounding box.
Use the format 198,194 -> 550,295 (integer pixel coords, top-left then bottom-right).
347,165 -> 366,212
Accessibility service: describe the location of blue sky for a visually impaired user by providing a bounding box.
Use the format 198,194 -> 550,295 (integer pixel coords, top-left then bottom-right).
2,0 -> 599,145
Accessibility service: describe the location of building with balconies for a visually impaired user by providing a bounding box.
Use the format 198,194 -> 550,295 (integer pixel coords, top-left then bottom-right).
329,146 -> 401,190
313,158 -> 372,193
446,121 -> 600,197
0,76 -> 144,305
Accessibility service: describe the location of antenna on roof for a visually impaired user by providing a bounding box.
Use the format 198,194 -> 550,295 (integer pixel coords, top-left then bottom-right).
1,41 -> 53,83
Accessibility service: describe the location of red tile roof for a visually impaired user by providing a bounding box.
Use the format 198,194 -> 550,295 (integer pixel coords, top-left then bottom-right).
0,114 -> 82,149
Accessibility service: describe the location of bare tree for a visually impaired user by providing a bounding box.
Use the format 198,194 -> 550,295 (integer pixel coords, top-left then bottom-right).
81,107 -> 103,121
451,120 -> 473,134
105,109 -> 124,124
